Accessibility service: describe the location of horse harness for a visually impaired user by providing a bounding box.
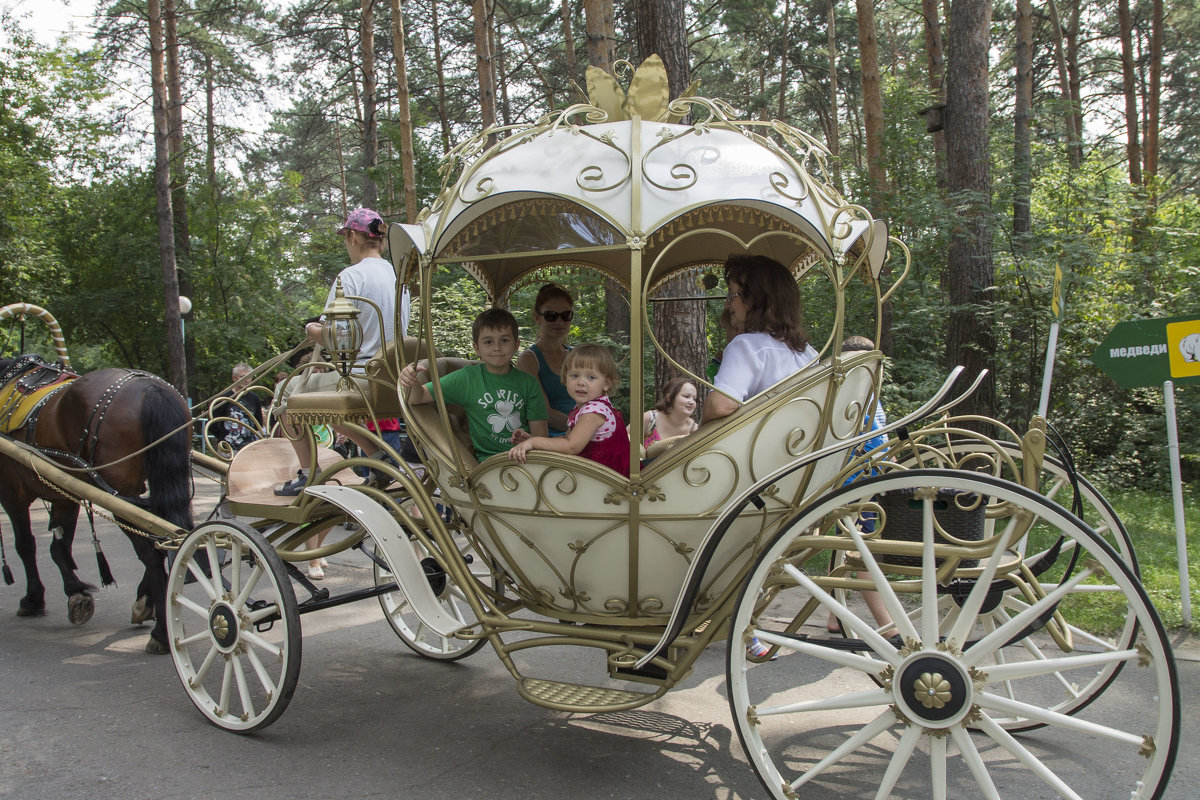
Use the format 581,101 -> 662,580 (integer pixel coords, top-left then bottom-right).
1,356 -> 167,503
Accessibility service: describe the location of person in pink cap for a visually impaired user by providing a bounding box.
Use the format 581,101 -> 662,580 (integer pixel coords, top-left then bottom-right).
272,208 -> 397,498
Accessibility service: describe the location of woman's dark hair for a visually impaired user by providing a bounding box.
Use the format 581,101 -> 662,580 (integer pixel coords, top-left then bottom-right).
723,254 -> 810,352
533,282 -> 573,313
654,377 -> 696,413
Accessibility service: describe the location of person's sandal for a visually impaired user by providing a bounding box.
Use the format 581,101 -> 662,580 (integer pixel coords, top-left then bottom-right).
274,470 -> 308,496
307,563 -> 324,580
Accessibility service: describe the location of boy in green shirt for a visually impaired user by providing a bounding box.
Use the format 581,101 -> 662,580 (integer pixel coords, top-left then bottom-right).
400,308 -> 549,459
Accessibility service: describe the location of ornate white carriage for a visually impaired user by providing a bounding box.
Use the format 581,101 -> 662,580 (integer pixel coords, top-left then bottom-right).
157,60 -> 1178,799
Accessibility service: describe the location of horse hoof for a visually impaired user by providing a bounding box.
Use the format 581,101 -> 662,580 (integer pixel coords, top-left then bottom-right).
131,595 -> 155,624
144,637 -> 169,655
16,601 -> 46,617
67,593 -> 95,625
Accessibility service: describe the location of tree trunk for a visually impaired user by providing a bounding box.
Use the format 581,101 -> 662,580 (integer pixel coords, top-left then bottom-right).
944,0 -> 995,422
778,0 -> 791,120
585,0 -> 626,347
921,0 -> 947,189
164,0 -> 194,387
561,0 -> 576,76
1117,0 -> 1142,187
827,0 -> 842,193
1146,0 -> 1162,203
634,0 -> 689,100
1065,0 -> 1084,169
149,0 -> 187,398
494,15 -> 511,125
1045,0 -> 1080,170
360,0 -> 379,208
855,0 -> 888,210
633,0 -> 704,391
431,0 -> 451,152
1013,0 -> 1033,238
389,0 -> 418,222
584,0 -> 615,75
474,0 -> 498,136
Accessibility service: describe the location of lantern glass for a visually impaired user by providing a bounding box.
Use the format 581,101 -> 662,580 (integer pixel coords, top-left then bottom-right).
320,279 -> 363,377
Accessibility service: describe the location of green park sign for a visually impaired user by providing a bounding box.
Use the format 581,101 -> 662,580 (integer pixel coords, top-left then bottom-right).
1090,314 -> 1200,389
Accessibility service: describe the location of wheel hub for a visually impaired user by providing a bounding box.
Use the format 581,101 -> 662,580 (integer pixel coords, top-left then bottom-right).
208,602 -> 239,652
892,651 -> 973,729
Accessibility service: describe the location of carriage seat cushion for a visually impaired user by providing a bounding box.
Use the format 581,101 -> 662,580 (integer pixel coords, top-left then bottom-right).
284,337 -> 442,425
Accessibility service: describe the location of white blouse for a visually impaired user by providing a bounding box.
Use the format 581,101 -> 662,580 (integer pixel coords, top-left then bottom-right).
714,332 -> 819,401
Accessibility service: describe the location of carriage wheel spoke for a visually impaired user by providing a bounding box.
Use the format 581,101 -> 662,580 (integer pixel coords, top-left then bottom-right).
963,564 -> 1101,668
950,726 -> 1002,800
790,710 -> 896,790
191,643 -> 219,684
976,714 -> 1086,800
203,537 -> 224,596
979,693 -> 1144,746
920,496 -> 940,647
233,562 -> 266,609
756,629 -> 888,675
984,648 -> 1139,684
873,725 -> 921,800
929,734 -> 947,800
243,642 -> 279,698
845,519 -> 921,643
219,658 -> 234,715
783,564 -> 901,664
175,593 -> 210,620
176,629 -> 210,647
1003,595 -> 1121,651
186,556 -> 219,601
240,628 -> 285,661
981,614 -> 1016,701
244,602 -> 280,626
757,687 -> 892,716
947,515 -> 1025,647
231,652 -> 256,721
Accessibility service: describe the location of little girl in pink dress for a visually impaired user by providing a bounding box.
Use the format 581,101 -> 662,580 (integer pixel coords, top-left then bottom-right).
508,344 -> 630,477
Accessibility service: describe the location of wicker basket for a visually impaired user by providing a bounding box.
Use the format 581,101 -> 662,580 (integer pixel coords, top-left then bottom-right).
875,487 -> 986,568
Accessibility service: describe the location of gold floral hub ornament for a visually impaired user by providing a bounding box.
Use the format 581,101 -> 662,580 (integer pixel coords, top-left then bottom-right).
893,653 -> 973,728
913,672 -> 953,709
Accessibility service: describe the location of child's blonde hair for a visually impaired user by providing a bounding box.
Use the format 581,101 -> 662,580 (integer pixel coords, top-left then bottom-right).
562,344 -> 620,391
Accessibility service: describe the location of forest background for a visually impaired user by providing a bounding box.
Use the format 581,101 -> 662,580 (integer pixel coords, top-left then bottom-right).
1,0 -> 1198,500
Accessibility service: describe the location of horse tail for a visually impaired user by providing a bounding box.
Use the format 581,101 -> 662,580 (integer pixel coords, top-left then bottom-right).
141,381 -> 194,531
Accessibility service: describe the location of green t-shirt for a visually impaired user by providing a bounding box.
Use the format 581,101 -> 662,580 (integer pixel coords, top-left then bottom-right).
426,364 -> 549,458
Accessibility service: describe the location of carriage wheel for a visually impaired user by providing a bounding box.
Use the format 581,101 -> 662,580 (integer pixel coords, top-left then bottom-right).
908,441 -> 1140,730
727,470 -> 1178,800
166,520 -> 301,733
372,532 -> 490,661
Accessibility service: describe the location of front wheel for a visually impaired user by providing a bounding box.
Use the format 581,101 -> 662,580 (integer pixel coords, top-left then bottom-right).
727,470 -> 1179,800
166,520 -> 301,733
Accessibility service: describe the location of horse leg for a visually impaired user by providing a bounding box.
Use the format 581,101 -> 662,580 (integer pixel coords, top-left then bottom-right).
124,528 -> 169,655
46,502 -> 95,625
2,495 -> 47,616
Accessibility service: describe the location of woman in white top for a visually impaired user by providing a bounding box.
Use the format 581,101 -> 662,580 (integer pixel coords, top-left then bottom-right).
701,254 -> 819,424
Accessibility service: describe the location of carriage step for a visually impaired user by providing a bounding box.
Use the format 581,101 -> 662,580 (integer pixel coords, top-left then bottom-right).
517,678 -> 661,712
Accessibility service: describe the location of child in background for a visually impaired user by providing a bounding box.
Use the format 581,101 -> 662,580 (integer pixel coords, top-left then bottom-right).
508,344 -> 630,477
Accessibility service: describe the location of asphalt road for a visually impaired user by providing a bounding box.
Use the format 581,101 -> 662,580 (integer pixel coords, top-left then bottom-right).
1,476 -> 1196,799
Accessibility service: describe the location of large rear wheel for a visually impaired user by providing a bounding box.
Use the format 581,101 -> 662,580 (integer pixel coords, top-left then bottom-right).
728,470 -> 1178,800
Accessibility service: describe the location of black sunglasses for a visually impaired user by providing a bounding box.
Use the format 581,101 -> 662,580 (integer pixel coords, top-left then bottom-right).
539,309 -> 573,322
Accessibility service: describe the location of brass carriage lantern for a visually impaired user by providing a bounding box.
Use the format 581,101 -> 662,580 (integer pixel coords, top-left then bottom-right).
320,278 -> 362,381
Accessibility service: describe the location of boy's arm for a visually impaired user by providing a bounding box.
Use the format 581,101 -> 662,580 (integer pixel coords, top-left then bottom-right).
399,363 -> 434,404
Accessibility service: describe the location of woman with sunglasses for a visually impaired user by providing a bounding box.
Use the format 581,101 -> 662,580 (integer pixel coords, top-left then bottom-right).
516,283 -> 576,435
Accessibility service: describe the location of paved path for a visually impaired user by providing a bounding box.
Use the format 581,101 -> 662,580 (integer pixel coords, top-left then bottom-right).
0,474 -> 1195,799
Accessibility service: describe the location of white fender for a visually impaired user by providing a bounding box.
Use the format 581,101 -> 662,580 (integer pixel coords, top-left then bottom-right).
302,484 -> 464,638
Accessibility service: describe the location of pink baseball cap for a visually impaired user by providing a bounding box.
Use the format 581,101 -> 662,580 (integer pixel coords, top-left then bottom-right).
337,207 -> 384,237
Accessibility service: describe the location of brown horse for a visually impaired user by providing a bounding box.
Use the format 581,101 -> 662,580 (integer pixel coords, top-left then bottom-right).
0,356 -> 193,654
